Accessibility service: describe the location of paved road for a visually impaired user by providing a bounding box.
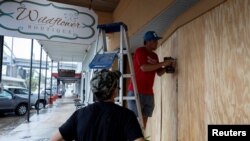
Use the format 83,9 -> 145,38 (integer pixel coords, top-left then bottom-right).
0,97 -> 75,141
0,110 -> 36,136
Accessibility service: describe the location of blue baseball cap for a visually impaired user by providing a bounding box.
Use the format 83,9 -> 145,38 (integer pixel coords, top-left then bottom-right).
143,31 -> 162,41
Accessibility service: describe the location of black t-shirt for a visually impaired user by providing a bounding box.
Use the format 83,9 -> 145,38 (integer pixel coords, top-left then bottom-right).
59,101 -> 143,141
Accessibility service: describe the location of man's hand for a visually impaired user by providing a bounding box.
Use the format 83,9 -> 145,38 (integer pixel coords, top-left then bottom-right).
163,57 -> 177,74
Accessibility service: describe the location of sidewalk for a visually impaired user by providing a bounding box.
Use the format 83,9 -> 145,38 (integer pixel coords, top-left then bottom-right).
0,96 -> 76,141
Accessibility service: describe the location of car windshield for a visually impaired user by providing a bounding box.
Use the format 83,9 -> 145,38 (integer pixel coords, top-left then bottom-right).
11,88 -> 31,95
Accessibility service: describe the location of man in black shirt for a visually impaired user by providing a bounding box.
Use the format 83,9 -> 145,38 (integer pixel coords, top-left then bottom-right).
51,69 -> 144,141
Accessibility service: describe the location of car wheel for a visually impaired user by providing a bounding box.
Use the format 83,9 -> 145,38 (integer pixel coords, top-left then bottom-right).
35,101 -> 45,109
15,104 -> 28,116
0,112 -> 5,117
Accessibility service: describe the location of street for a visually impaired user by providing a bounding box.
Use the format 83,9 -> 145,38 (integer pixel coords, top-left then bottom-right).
0,110 -> 36,136
0,96 -> 75,141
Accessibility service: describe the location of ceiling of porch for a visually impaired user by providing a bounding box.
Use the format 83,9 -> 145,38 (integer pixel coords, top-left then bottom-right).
41,0 -> 198,62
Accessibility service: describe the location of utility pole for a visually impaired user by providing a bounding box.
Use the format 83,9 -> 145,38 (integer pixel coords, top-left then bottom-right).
0,36 -> 4,83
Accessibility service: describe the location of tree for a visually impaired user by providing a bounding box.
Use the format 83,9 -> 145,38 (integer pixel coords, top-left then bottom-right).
25,71 -> 38,91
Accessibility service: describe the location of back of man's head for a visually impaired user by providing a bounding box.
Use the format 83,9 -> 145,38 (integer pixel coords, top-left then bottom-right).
90,69 -> 121,101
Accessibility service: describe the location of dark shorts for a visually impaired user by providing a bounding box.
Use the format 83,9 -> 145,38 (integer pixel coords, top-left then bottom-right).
127,91 -> 155,117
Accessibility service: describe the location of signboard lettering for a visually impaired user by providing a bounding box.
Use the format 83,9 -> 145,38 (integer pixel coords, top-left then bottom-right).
0,0 -> 98,44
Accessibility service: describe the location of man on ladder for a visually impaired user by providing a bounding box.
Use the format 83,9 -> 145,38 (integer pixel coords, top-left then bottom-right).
127,31 -> 176,128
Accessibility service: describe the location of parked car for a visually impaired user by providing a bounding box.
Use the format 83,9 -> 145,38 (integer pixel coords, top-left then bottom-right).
41,88 -> 58,96
0,89 -> 29,116
41,88 -> 53,96
58,88 -> 65,98
4,86 -> 48,109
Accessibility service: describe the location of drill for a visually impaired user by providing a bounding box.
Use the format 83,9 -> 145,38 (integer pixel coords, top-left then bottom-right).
164,57 -> 176,73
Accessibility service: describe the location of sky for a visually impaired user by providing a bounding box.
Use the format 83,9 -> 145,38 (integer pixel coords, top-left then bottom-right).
3,36 -> 81,74
4,36 -> 48,61
3,36 -> 54,76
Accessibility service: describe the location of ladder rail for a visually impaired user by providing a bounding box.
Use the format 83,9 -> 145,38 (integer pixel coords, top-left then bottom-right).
121,27 -> 144,129
86,70 -> 94,104
118,24 -> 124,106
101,29 -> 108,52
85,28 -> 102,105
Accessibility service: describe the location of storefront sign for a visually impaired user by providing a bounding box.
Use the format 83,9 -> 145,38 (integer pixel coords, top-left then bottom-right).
58,69 -> 75,77
0,0 -> 97,44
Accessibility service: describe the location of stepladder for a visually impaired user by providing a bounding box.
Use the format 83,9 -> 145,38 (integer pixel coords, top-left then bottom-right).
88,22 -> 144,130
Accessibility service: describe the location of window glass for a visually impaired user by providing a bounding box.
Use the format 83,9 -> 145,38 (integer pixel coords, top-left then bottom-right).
0,91 -> 12,99
10,88 -> 29,95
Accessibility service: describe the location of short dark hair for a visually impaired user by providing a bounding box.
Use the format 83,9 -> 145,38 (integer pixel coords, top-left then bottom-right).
93,82 -> 118,101
90,69 -> 121,101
